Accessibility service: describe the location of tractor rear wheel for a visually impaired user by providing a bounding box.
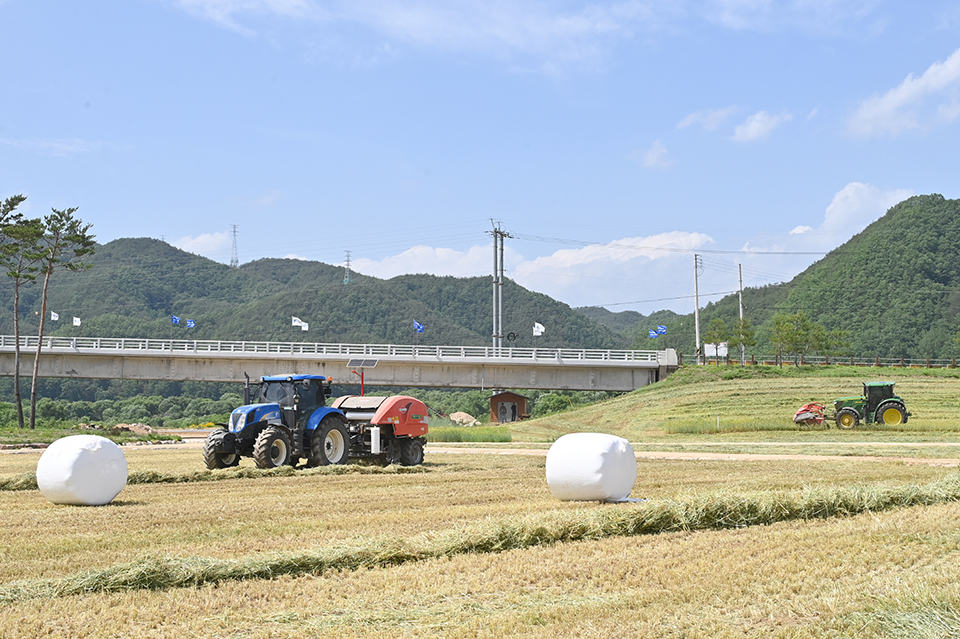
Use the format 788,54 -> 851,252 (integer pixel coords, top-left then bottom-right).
399,438 -> 424,466
202,429 -> 240,469
310,418 -> 349,466
836,409 -> 859,430
878,403 -> 906,425
253,426 -> 291,468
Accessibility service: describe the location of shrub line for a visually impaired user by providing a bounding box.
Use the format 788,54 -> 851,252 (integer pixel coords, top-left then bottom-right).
4,475 -> 960,603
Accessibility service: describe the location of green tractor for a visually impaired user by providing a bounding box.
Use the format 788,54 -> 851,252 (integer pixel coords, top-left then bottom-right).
833,381 -> 909,429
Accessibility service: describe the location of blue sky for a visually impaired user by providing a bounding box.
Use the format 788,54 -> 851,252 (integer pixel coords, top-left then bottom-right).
2,0 -> 960,316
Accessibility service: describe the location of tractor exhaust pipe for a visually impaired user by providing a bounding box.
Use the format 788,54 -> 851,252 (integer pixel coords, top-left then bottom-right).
243,372 -> 250,405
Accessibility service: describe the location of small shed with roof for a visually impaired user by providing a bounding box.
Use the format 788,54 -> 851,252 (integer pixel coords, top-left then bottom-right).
489,391 -> 530,423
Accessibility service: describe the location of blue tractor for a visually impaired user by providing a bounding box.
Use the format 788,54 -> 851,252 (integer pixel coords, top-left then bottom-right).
203,374 -> 350,469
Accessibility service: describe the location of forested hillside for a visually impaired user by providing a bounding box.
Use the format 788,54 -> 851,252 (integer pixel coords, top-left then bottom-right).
623,194 -> 960,359
0,237 -> 628,350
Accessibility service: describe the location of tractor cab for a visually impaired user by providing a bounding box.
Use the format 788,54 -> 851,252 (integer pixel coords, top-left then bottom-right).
863,382 -> 895,419
256,375 -> 332,429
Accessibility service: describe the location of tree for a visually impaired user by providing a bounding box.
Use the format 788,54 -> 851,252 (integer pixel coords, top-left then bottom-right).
703,318 -> 730,364
727,317 -> 756,365
28,207 -> 96,429
766,313 -> 794,367
0,195 -> 42,429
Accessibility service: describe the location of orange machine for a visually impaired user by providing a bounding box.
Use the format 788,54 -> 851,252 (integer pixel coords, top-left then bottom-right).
331,395 -> 429,464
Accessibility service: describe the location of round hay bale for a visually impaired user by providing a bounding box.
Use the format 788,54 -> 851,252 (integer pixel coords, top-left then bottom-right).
545,433 -> 636,502
36,435 -> 128,506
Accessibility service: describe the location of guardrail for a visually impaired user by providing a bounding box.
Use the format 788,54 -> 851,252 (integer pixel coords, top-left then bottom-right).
685,353 -> 960,368
0,335 -> 667,364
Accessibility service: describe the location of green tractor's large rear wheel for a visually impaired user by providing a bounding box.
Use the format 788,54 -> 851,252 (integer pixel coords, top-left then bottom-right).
878,403 -> 906,425
836,408 -> 859,430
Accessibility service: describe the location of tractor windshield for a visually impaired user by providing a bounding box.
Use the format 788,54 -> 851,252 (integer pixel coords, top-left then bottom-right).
258,381 -> 296,406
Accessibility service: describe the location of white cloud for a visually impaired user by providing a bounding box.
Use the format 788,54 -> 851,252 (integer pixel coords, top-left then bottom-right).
731,110 -> 792,142
352,244 -> 499,279
820,182 -> 912,236
848,46 -> 960,137
284,253 -> 310,260
168,1 -> 889,70
677,105 -> 738,130
170,0 -> 671,66
635,139 -> 674,168
173,232 -> 232,258
744,182 -> 912,258
351,231 -> 715,313
701,0 -> 884,35
172,0 -> 320,35
0,137 -> 101,157
250,190 -> 283,207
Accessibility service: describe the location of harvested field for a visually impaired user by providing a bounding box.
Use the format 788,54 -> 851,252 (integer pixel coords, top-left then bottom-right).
3,445 -> 960,637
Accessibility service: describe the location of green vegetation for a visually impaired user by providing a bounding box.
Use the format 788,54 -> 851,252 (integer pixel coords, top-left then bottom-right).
427,426 -> 511,442
511,364 -> 960,442
0,237 -> 628,350
615,195 -> 960,360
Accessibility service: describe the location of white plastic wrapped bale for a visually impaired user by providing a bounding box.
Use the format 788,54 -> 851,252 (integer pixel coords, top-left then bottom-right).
545,433 -> 637,502
36,435 -> 128,506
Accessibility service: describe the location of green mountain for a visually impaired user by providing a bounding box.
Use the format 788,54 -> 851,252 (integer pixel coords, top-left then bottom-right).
0,237 -> 629,350
624,194 -> 960,359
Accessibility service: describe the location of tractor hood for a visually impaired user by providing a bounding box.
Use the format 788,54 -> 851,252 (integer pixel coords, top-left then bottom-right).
229,403 -> 282,433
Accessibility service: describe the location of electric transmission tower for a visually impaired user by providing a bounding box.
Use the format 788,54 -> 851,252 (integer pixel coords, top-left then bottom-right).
343,250 -> 352,285
229,225 -> 239,268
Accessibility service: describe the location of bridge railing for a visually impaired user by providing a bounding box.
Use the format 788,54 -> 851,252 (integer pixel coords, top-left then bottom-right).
0,335 -> 668,364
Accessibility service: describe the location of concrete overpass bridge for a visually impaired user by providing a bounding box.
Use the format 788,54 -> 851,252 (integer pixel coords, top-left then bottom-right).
0,335 -> 679,392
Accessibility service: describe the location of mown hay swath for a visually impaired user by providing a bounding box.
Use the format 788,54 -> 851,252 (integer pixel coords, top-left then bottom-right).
0,464 -> 428,492
4,474 -> 960,603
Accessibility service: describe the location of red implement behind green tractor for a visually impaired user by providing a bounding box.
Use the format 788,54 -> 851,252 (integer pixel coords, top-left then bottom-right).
793,382 -> 910,429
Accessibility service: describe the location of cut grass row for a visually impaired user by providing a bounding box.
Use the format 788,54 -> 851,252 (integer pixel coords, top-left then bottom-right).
0,462 -> 428,491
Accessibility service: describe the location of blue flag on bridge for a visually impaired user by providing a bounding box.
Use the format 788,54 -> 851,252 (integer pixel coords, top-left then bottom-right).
648,329 -> 658,338
186,319 -> 195,328
414,320 -> 425,333
657,325 -> 667,334
171,315 -> 180,325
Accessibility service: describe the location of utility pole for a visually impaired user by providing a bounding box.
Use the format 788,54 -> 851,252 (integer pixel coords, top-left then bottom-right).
694,254 -> 702,365
488,221 -> 512,350
229,225 -> 239,268
738,263 -> 745,366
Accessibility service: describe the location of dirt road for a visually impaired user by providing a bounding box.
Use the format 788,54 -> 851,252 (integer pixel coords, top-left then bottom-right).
4,432 -> 957,467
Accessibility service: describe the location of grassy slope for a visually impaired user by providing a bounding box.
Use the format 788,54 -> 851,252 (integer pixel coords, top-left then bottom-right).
511,364 -> 960,442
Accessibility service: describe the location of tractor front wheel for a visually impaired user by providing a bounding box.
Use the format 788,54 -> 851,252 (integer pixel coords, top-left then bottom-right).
399,438 -> 425,466
836,409 -> 859,430
878,403 -> 906,425
202,429 -> 240,469
310,418 -> 349,466
253,426 -> 291,468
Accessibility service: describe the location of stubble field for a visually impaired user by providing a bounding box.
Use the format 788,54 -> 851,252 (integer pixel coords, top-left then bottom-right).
3,444 -> 960,638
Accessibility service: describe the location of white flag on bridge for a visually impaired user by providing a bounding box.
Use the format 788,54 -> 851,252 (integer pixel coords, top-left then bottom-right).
73,317 -> 81,326
292,316 -> 303,327
51,311 -> 59,321
533,322 -> 545,336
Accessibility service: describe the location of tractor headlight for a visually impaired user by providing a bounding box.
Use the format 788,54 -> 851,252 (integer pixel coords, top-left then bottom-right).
231,410 -> 248,433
